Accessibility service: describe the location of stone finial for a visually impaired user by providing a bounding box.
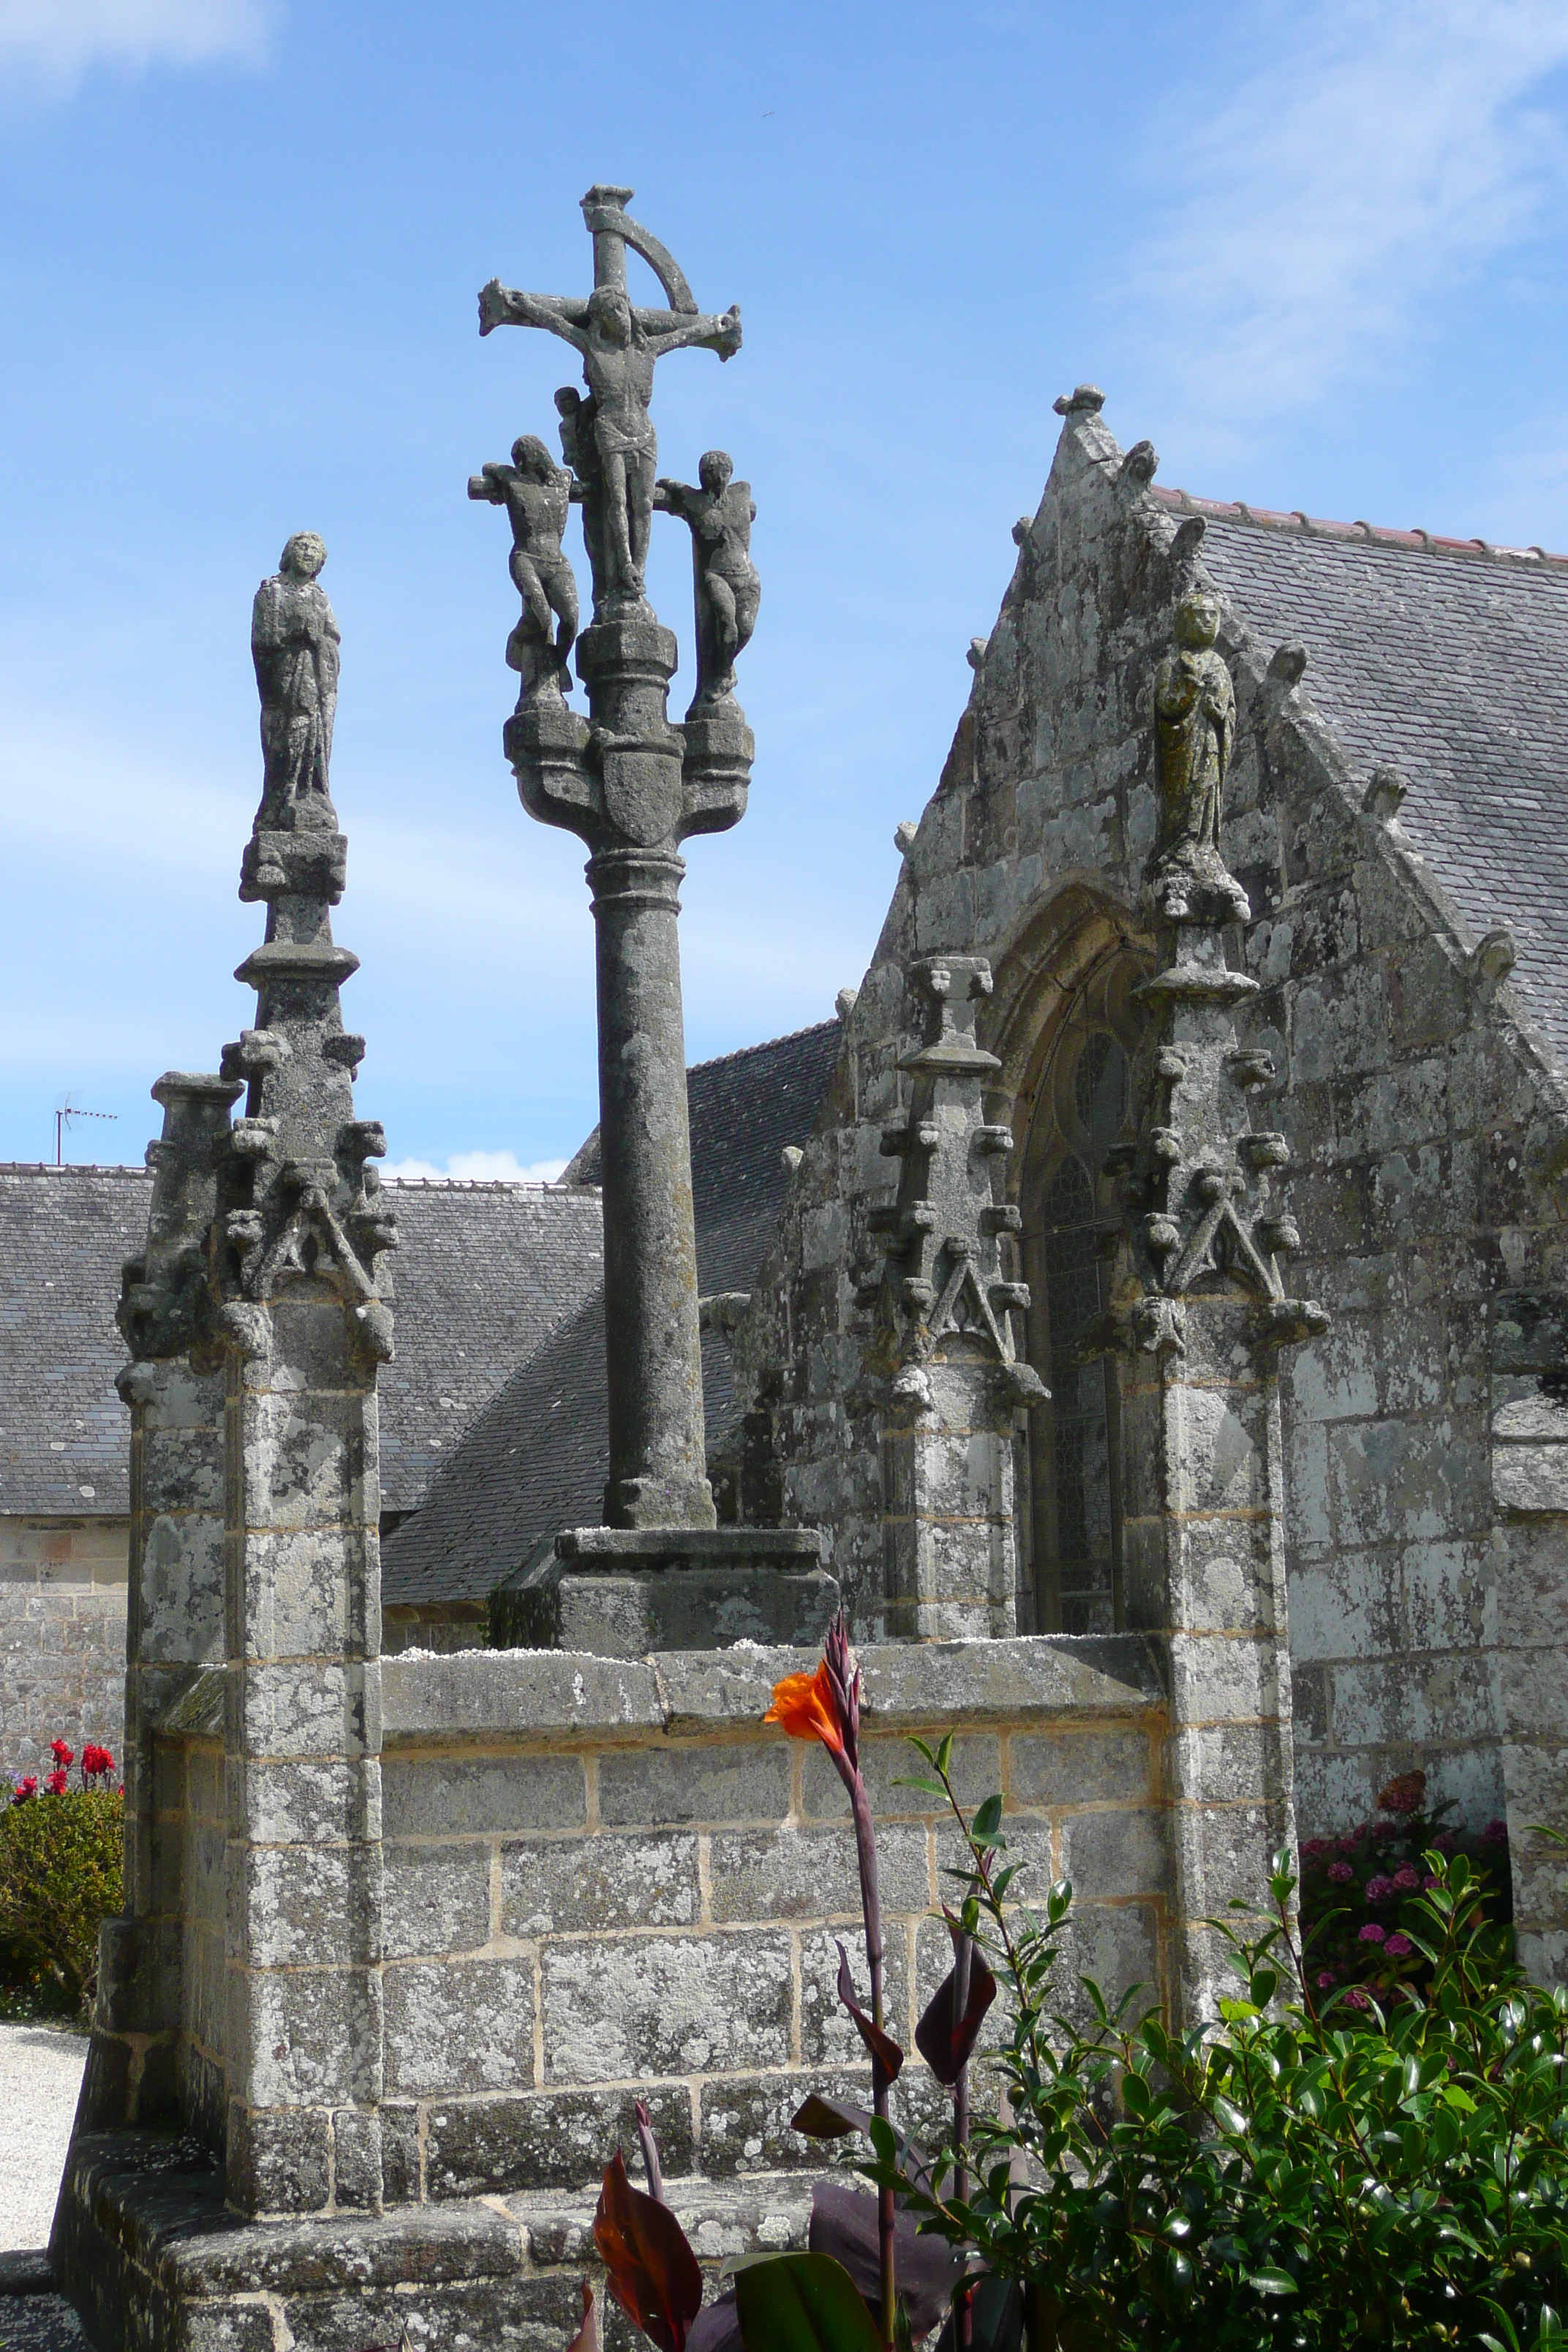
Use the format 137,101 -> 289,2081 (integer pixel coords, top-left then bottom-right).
894,820 -> 919,856
116,1073 -> 243,1379
863,957 -> 1044,1403
1122,440 -> 1158,486
1116,948 -> 1328,1349
967,636 -> 989,671
1471,926 -> 1517,997
1052,385 -> 1105,417
835,987 -> 859,1020
1144,592 -> 1251,927
214,545 -> 397,1369
1362,763 -> 1407,823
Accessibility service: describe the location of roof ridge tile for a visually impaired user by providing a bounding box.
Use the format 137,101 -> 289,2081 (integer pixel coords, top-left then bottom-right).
1152,485 -> 1567,570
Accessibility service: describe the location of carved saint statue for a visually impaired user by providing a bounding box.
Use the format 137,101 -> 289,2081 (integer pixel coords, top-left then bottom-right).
1147,592 -> 1250,924
252,532 -> 339,829
469,434 -> 578,701
479,276 -> 742,607
657,452 -> 760,709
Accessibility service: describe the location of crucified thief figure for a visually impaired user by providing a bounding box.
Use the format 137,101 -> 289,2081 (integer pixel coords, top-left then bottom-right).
658,452 -> 759,707
469,435 -> 578,687
479,275 -> 742,606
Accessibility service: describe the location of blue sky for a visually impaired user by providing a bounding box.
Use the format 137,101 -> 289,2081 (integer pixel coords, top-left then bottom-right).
4,0 -> 1568,1177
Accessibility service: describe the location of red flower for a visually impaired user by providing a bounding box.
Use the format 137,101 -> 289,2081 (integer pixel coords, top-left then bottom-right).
49,1739 -> 72,1768
764,1610 -> 860,1784
44,1769 -> 67,1795
11,1776 -> 37,1804
81,1744 -> 114,1779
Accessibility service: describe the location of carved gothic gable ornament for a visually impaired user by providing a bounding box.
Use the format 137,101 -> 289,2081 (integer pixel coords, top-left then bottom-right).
862,955 -> 1046,1404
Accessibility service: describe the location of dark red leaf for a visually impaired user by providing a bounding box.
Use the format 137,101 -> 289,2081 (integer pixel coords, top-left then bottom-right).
568,2283 -> 600,2352
935,2276 -> 1022,2352
594,2149 -> 704,2352
688,2289 -> 741,2352
808,2185 -> 960,2339
791,2094 -> 875,2141
914,1943 -> 997,2085
834,1941 -> 904,2081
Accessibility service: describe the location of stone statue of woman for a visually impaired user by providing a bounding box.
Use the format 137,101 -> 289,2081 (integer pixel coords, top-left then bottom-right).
252,532 -> 340,830
1147,591 -> 1250,924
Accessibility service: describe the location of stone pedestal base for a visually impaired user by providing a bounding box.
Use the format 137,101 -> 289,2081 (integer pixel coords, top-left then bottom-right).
492,1526 -> 837,1655
53,2129 -> 812,2352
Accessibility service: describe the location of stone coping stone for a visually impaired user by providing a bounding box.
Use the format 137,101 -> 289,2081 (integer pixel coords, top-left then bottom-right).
505,2176 -> 812,2264
557,1526 -> 823,1566
378,1633 -> 1166,1744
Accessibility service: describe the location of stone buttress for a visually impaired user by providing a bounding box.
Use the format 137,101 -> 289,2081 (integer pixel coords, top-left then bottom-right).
78,1071 -> 242,2131
208,758 -> 397,2214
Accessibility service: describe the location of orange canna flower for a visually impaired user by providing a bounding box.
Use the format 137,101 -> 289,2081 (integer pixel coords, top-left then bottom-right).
764,1662 -> 847,1759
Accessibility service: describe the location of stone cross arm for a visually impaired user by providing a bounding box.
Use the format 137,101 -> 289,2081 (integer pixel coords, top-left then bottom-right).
478,279 -> 742,361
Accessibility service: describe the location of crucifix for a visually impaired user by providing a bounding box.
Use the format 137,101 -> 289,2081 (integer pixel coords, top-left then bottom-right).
472,186 -> 773,1548
480,185 -> 741,614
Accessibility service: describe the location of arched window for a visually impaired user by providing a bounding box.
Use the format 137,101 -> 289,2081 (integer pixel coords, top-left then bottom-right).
1019,962 -> 1141,1634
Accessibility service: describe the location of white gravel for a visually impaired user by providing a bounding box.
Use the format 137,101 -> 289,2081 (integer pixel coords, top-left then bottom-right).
0,2025 -> 87,2252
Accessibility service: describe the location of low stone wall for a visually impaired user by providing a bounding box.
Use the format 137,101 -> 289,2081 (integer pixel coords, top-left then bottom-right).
372,1635 -> 1167,2204
60,1635 -> 1184,2345
0,1515 -> 128,1772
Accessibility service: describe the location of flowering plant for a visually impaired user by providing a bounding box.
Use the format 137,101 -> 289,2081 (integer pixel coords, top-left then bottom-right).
1298,1770 -> 1511,2001
0,1733 -> 122,2012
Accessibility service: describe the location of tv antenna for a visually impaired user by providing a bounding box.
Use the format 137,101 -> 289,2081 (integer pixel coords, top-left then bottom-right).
55,1098 -> 118,1166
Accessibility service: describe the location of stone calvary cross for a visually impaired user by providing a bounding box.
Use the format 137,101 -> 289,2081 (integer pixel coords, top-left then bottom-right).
475,186 -> 831,1647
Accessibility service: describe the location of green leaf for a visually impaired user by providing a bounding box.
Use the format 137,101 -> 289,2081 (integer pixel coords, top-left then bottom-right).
972,1794 -> 1004,1841
1243,2270 -> 1297,2298
890,1777 -> 949,1800
735,2255 -> 886,2352
935,1731 -> 954,1779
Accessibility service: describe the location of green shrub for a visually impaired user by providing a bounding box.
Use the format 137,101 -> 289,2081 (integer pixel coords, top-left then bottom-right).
875,1749 -> 1568,2352
0,1782 -> 123,2012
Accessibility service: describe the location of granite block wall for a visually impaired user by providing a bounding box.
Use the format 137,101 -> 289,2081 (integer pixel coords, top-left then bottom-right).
0,1515 -> 128,1773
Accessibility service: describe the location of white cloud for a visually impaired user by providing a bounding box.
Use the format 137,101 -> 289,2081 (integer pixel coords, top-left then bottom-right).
1130,0 -> 1568,439
382,1150 -> 570,1185
0,0 -> 271,83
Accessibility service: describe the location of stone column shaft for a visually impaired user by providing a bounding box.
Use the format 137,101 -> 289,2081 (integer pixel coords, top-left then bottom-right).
590,846 -> 712,1527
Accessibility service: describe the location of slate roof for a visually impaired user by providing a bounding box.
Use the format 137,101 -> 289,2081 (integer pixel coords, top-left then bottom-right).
1155,488 -> 1568,1064
0,1166 -> 151,1515
0,1166 -> 602,1524
380,1019 -> 844,1607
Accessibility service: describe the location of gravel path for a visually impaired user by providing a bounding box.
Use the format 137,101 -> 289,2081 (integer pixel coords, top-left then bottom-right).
0,2025 -> 86,2253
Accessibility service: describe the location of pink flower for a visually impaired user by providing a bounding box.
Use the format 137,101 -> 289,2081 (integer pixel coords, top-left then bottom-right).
1423,1874 -> 1441,1890
45,1768 -> 68,1795
1343,1988 -> 1372,2011
1384,1934 -> 1414,1959
1392,1865 -> 1420,1892
1365,1875 -> 1395,1903
1432,1830 -> 1459,1853
1315,1970 -> 1337,1990
1327,1861 -> 1354,1883
1357,1923 -> 1387,1945
11,1776 -> 37,1804
1481,1819 -> 1509,1845
49,1739 -> 72,1768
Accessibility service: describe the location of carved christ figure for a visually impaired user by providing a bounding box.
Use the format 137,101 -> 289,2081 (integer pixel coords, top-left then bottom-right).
1148,591 -> 1249,923
252,532 -> 339,829
469,434 -> 579,696
478,276 -> 742,604
658,452 -> 759,708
